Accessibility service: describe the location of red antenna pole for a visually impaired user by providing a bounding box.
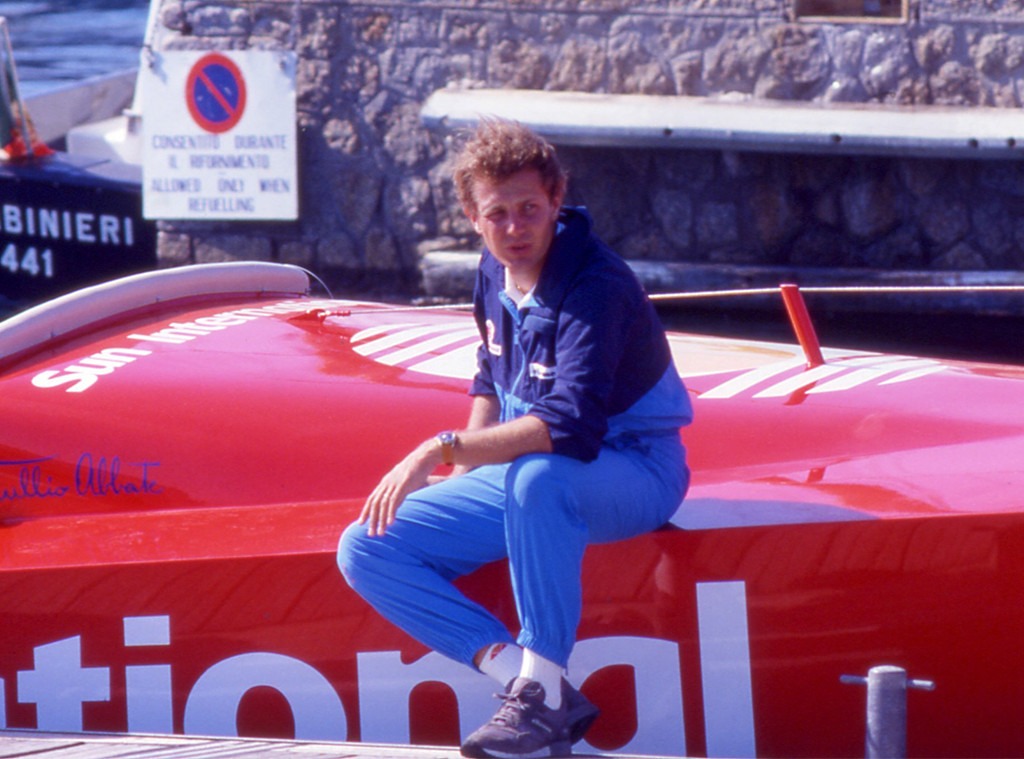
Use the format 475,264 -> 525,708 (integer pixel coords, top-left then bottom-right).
780,283 -> 825,368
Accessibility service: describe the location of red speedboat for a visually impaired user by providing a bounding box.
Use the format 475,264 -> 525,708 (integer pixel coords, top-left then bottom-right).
1,262 -> 1022,758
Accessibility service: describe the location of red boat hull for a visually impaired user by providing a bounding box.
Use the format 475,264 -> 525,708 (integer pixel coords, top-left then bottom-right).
2,264 -> 1022,757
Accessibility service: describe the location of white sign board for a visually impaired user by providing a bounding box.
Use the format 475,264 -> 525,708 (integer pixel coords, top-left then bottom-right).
141,50 -> 298,220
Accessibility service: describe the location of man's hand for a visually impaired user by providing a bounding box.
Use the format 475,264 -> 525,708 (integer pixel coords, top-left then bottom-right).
357,405 -> 551,538
358,439 -> 441,536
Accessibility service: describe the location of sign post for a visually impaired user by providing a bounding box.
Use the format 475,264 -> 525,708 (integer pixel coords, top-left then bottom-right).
141,51 -> 298,221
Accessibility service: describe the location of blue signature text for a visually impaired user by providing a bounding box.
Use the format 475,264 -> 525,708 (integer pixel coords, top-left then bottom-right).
1,454 -> 162,504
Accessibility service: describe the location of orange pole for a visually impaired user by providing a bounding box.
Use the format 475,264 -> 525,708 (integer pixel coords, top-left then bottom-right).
780,283 -> 825,367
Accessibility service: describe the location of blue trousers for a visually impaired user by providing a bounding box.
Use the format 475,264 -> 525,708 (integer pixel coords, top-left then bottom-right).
337,434 -> 688,669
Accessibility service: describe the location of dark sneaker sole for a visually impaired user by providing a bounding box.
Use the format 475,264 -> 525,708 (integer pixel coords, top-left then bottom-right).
461,741 -> 572,759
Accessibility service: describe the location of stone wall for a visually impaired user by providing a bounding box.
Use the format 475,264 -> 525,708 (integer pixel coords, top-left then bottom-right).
152,0 -> 1024,295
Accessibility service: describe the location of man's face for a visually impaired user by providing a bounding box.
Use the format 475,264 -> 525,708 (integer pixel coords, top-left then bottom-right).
468,168 -> 563,288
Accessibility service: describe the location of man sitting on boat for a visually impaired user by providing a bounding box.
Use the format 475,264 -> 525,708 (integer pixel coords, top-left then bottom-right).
338,119 -> 693,758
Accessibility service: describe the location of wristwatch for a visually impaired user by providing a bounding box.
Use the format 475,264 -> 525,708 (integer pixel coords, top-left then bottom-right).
436,430 -> 457,466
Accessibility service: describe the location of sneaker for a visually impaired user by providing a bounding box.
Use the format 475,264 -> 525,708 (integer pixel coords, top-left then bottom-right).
561,678 -> 599,744
461,677 -> 572,758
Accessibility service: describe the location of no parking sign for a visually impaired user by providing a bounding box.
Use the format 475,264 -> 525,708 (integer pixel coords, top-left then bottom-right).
141,51 -> 298,220
186,53 -> 247,134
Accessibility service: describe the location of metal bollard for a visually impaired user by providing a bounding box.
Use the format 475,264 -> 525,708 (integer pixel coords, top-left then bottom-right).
841,665 -> 935,759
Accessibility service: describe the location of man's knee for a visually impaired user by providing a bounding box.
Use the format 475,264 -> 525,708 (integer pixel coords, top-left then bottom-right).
507,453 -> 553,494
337,521 -> 375,590
506,454 -> 580,515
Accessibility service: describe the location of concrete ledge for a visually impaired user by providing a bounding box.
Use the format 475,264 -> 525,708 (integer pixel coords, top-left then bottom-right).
422,88 -> 1024,159
420,250 -> 1024,316
0,729 -> 675,758
0,730 -> 463,758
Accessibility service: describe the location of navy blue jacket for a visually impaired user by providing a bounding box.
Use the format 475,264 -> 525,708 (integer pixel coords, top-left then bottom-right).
470,206 -> 692,462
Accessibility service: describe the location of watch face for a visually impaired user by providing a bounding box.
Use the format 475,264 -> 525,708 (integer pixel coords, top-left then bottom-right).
437,431 -> 456,465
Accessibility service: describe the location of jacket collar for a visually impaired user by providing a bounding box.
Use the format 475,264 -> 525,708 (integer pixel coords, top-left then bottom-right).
479,206 -> 593,309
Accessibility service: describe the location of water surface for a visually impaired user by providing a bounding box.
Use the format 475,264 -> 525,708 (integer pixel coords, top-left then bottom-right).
1,0 -> 149,96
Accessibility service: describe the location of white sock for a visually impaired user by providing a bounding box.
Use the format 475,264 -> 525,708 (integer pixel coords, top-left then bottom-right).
521,649 -> 563,709
477,643 -> 523,686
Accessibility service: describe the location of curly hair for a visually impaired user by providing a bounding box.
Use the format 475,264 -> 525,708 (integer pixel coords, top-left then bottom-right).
453,118 -> 567,215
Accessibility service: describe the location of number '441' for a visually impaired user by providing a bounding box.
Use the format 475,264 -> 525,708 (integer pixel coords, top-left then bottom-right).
1,243 -> 54,278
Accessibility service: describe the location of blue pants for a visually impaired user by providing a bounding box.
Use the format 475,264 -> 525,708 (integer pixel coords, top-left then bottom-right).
337,434 -> 688,669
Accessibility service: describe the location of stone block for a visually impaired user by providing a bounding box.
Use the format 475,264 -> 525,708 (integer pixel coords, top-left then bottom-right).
913,25 -> 956,72
323,117 -> 362,155
756,25 -> 831,99
618,227 -> 676,260
972,32 -> 1024,76
671,51 -> 705,95
652,189 -> 694,251
896,160 -> 950,198
971,204 -> 1014,262
933,240 -> 986,269
488,39 -> 553,89
749,181 -> 799,250
833,28 -> 867,74
298,6 -> 341,59
789,226 -> 851,267
919,196 -> 969,246
385,176 -> 436,242
860,225 -> 924,268
841,175 -> 900,240
654,150 -> 717,191
382,101 -> 437,168
160,2 -> 189,33
195,234 -> 272,263
339,172 -> 385,237
279,241 -> 316,268
250,6 -> 293,45
697,201 -> 740,249
318,234 -> 359,269
608,32 -> 674,94
550,39 -> 607,91
440,10 -> 493,49
296,58 -> 332,112
190,5 -> 251,37
358,10 -> 396,46
364,227 -> 402,271
929,61 -> 982,105
704,29 -> 770,93
156,230 -> 193,267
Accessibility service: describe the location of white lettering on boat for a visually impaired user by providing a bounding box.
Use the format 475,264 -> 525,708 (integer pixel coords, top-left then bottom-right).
28,300 -> 336,393
1,582 -> 755,754
2,204 -> 135,246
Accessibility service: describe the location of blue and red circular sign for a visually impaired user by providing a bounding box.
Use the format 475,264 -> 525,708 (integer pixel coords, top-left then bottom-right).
186,53 -> 247,133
